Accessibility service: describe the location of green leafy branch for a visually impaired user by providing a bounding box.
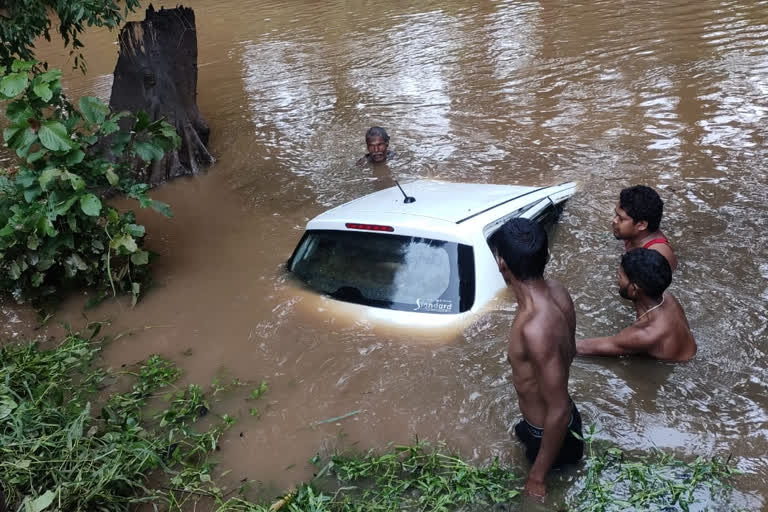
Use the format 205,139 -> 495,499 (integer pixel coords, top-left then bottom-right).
0,0 -> 142,73
0,60 -> 180,306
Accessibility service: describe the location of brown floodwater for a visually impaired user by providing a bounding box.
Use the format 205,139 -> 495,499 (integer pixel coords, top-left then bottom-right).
2,0 -> 768,509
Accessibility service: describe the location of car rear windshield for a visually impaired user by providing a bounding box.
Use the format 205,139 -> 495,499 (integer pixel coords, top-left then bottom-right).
288,230 -> 475,314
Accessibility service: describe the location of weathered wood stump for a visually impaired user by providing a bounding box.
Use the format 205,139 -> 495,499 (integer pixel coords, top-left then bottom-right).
110,4 -> 213,184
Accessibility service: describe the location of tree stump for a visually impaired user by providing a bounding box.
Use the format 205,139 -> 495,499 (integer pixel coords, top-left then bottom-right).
109,4 -> 213,184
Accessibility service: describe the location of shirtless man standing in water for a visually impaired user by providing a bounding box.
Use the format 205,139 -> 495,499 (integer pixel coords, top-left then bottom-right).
489,218 -> 583,501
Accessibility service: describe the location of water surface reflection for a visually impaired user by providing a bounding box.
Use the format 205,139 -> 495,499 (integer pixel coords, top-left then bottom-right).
2,0 -> 767,507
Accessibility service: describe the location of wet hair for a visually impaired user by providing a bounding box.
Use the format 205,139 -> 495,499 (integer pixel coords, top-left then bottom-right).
621,248 -> 671,299
489,218 -> 548,281
365,126 -> 390,143
619,185 -> 664,232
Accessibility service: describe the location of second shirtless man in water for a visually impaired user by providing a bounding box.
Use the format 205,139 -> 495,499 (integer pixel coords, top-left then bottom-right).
577,248 -> 697,361
489,218 -> 583,501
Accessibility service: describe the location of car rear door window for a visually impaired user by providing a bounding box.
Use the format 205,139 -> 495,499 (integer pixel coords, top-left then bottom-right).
288,230 -> 474,314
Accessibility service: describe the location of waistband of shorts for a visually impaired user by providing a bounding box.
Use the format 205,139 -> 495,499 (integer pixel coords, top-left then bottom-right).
523,399 -> 576,438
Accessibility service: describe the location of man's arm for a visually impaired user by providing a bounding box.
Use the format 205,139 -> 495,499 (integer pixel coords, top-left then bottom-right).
576,325 -> 655,356
525,330 -> 571,498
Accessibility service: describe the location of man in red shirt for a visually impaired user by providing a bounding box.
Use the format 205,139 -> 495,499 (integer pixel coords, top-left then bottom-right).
612,185 -> 677,271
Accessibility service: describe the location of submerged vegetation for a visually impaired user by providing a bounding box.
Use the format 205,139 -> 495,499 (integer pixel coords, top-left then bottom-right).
0,330 -> 741,512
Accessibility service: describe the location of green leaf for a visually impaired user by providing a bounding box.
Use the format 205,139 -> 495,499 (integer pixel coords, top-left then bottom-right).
125,224 -> 145,237
24,489 -> 56,512
65,253 -> 88,273
6,101 -> 36,124
130,249 -> 149,265
32,82 -> 52,101
0,72 -> 28,98
79,194 -> 102,216
38,121 -> 72,151
3,126 -> 20,143
0,396 -> 18,419
17,171 -> 37,189
54,195 -> 78,215
159,123 -> 180,139
65,172 -> 85,191
134,110 -> 151,132
11,127 -> 38,153
79,96 -> 109,124
131,282 -> 141,307
24,188 -> 41,203
39,168 -> 62,189
31,272 -> 44,287
27,234 -> 40,249
8,261 -> 21,280
150,199 -> 173,218
38,70 -> 62,84
11,60 -> 35,72
36,257 -> 54,271
65,149 -> 85,165
105,167 -> 120,186
101,119 -> 120,136
134,141 -> 165,162
110,131 -> 132,154
28,148 -> 48,163
42,218 -> 58,237
110,234 -> 138,253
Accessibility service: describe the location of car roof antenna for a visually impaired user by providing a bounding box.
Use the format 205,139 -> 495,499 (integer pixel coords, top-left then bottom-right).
395,180 -> 416,203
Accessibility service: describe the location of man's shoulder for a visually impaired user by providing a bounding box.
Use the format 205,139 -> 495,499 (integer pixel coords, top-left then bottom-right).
545,279 -> 575,309
545,278 -> 569,295
520,308 -> 570,350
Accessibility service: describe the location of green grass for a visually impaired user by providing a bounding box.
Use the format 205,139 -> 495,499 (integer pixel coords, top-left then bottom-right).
0,328 -> 234,512
570,427 -> 741,512
0,330 -> 742,512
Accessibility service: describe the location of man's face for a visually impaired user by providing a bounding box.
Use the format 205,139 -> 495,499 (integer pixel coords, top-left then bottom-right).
617,267 -> 635,300
612,202 -> 641,240
366,136 -> 389,163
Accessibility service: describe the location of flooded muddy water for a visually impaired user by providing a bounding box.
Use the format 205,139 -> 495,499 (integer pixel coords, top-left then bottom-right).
3,0 -> 768,508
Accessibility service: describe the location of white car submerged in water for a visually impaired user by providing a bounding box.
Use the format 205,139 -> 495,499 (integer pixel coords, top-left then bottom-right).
287,180 -> 576,327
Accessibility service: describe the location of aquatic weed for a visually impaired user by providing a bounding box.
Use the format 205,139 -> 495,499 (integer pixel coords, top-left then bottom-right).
568,426 -> 741,512
0,332 -> 234,512
0,333 -> 744,512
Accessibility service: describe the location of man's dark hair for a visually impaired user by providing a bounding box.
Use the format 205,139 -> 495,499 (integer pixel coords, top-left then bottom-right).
489,218 -> 548,281
621,248 -> 671,299
619,185 -> 664,232
365,126 -> 390,143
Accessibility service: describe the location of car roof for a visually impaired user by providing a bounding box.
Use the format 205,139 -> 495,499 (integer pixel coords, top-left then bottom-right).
315,180 -> 541,225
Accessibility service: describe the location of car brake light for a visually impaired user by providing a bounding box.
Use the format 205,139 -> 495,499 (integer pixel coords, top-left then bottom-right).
345,223 -> 394,232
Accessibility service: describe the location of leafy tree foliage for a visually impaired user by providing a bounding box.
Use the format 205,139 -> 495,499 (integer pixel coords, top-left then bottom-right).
0,0 -> 141,72
0,60 -> 179,305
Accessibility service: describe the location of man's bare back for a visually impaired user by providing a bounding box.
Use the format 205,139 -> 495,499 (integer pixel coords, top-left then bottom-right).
489,218 -> 584,501
508,280 -> 575,426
